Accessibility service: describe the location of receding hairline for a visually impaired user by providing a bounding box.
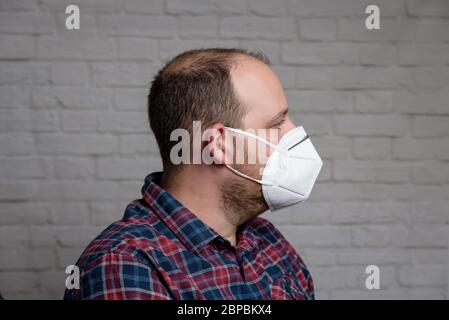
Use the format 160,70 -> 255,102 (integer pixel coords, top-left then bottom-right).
161,48 -> 270,76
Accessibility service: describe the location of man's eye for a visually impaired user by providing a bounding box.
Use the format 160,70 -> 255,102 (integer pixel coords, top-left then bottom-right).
273,119 -> 285,129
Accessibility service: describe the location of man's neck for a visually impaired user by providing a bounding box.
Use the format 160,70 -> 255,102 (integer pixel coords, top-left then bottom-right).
160,168 -> 238,247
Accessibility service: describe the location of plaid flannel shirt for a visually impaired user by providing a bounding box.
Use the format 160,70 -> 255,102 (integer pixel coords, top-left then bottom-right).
63,172 -> 314,300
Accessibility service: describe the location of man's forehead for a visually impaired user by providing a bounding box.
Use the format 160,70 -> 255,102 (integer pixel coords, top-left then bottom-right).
231,58 -> 288,129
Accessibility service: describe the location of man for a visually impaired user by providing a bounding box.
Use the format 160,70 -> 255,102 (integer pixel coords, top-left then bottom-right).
64,48 -> 323,300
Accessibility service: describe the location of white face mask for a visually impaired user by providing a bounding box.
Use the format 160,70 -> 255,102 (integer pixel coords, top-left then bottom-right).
224,126 -> 323,211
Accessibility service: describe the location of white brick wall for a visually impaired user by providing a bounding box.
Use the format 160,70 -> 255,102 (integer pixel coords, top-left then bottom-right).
0,0 -> 448,299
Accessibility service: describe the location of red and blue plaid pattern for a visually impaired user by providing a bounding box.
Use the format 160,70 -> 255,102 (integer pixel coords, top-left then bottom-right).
63,172 -> 314,300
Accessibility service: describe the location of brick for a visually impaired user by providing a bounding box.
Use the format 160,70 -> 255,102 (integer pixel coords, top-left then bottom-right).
334,67 -> 411,89
0,272 -> 39,294
408,288 -> 447,300
40,0 -> 122,13
359,44 -> 396,66
288,202 -> 331,225
302,249 -> 336,267
0,157 -> 51,179
179,16 -> 218,38
93,63 -> 154,87
312,137 -> 352,160
0,226 -> 30,248
0,181 -> 36,200
299,19 -> 336,41
287,0 -> 401,17
0,86 -> 30,108
353,137 -> 390,160
334,160 -> 410,183
31,226 -> 102,248
166,0 -> 247,15
35,133 -> 117,155
60,111 -> 97,132
158,39 -> 240,61
0,110 -> 58,132
119,180 -> 149,201
337,248 -> 409,265
413,67 -> 449,89
97,157 -> 156,179
117,38 -> 158,60
97,111 -> 149,133
354,92 -> 394,113
0,133 -> 34,156
32,87 -> 112,109
0,203 -> 48,225
119,134 -> 159,155
294,67 -> 333,89
337,19 -> 413,42
334,114 -> 409,137
53,157 -> 95,179
290,114 -> 332,136
0,12 -> 56,34
411,19 -> 449,42
331,201 -> 409,224
411,161 -> 449,184
282,43 -> 339,65
331,289 -> 408,300
334,42 -> 360,65
0,35 -> 34,59
286,90 -> 352,113
90,201 -> 125,226
407,0 -> 449,17
277,225 -> 351,247
248,0 -> 286,16
36,181 -> 120,201
351,226 -> 391,247
37,35 -> 116,60
38,269 -> 68,295
97,15 -> 178,38
399,265 -> 448,287
410,201 -> 449,224
412,116 -> 449,137
56,247 -> 85,268
221,17 -> 295,40
0,62 -> 50,86
392,225 -> 448,248
0,0 -> 38,11
48,202 -> 90,225
0,248 -> 55,270
271,66 -> 295,88
398,44 -> 449,66
311,266 -> 359,290
123,0 -> 164,14
393,138 -> 449,160
114,88 -> 147,111
50,62 -> 89,86
412,249 -> 449,265
396,91 -> 449,115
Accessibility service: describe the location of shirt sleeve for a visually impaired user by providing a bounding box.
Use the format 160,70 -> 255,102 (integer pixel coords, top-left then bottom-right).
66,252 -> 172,300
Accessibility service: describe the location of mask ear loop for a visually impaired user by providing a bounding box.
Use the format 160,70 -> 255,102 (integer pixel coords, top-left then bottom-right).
225,165 -> 275,186
223,127 -> 285,186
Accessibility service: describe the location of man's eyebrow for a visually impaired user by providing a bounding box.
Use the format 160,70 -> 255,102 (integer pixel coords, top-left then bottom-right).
266,108 -> 288,127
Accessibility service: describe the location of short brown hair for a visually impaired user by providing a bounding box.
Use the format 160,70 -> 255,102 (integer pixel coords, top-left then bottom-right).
147,48 -> 270,171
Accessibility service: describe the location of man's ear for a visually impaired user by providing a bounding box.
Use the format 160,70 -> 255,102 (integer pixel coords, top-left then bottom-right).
202,124 -> 231,165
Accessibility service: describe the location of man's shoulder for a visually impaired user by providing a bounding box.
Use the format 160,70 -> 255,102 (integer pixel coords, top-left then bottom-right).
75,199 -> 165,269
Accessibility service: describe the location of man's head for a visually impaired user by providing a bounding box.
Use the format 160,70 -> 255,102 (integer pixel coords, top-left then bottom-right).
148,48 -> 295,223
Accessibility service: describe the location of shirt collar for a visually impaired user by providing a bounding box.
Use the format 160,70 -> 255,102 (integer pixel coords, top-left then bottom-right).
140,172 -> 222,253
